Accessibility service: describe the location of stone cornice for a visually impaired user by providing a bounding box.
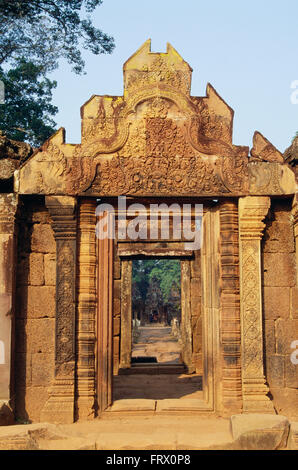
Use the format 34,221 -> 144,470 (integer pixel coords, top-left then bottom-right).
239,196 -> 271,240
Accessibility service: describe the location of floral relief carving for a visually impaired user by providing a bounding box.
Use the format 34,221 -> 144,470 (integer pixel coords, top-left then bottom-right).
56,241 -> 75,366
126,55 -> 191,95
241,244 -> 263,376
85,153 -> 229,196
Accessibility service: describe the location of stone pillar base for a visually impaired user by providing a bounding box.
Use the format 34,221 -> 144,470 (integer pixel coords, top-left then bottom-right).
40,372 -> 75,424
0,400 -> 14,426
76,398 -> 96,421
242,380 -> 275,413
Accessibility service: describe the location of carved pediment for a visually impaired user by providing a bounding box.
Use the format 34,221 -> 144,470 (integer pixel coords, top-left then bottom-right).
16,40 -> 296,197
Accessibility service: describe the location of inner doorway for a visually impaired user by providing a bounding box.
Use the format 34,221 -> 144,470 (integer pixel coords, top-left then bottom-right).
113,255 -> 203,402
97,204 -> 220,412
131,259 -> 182,366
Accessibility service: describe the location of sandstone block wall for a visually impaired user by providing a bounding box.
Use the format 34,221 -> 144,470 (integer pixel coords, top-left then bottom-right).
14,197 -> 56,422
262,199 -> 298,417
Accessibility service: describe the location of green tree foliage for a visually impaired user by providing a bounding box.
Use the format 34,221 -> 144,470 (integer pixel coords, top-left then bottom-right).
0,0 -> 114,146
132,259 -> 181,304
0,0 -> 114,74
0,60 -> 58,146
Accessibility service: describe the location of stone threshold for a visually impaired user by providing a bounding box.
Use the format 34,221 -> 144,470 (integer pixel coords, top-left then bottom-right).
107,398 -> 211,413
0,414 -> 296,450
119,364 -> 187,375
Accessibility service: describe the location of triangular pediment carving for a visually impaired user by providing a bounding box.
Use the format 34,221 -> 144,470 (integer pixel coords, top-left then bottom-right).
16,40 -> 296,197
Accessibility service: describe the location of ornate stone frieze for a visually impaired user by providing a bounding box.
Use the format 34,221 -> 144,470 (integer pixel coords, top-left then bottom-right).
84,153 -> 250,197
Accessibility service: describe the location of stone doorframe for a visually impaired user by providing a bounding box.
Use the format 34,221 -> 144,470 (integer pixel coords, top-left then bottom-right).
118,252 -> 194,373
113,205 -> 222,413
38,196 -> 277,422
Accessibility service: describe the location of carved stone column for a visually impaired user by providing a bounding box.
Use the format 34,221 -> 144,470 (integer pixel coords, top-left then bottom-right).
120,260 -> 132,369
41,196 -> 77,424
219,201 -> 242,415
76,199 -> 97,420
239,196 -> 275,412
0,194 -> 18,424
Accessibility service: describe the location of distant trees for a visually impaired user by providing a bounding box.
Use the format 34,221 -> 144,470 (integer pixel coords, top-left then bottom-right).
132,260 -> 181,324
0,60 -> 58,146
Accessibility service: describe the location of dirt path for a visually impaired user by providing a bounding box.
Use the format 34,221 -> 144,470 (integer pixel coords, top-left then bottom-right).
114,326 -> 202,401
132,326 -> 181,364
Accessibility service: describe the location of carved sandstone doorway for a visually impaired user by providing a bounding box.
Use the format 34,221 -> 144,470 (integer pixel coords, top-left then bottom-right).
96,199 -> 220,413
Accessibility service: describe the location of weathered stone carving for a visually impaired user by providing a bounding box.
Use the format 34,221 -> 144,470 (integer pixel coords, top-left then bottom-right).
41,196 -> 77,424
0,132 -> 32,181
291,193 -> 298,286
251,131 -> 284,163
0,194 -> 18,424
219,201 -> 242,414
85,154 -> 247,196
76,199 -> 97,420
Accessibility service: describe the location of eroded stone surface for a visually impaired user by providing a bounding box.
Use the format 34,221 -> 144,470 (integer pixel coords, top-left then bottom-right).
231,414 -> 290,450
288,422 -> 298,450
0,401 -> 14,426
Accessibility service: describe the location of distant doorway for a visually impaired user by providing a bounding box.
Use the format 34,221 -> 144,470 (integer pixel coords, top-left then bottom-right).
131,259 -> 182,365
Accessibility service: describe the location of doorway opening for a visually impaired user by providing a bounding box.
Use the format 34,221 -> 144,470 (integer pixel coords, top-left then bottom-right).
131,259 -> 182,366
113,256 -> 204,403
97,203 -> 219,412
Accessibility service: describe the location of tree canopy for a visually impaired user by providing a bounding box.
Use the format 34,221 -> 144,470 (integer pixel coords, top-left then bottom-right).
0,0 -> 114,74
0,0 -> 114,146
0,60 -> 58,146
132,259 -> 181,306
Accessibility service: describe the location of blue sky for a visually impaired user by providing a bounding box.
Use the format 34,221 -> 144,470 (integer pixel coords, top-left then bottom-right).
49,0 -> 298,152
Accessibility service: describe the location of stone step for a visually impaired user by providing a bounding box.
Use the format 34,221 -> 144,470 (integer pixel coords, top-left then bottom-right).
119,364 -> 187,375
0,414 -> 294,450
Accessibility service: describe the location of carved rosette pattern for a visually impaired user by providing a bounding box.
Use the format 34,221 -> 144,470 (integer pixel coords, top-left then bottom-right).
219,201 -> 243,414
76,199 -> 97,420
41,196 -> 77,424
238,196 -> 274,412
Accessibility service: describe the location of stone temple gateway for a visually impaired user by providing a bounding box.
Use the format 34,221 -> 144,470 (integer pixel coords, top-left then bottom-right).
0,40 -> 297,425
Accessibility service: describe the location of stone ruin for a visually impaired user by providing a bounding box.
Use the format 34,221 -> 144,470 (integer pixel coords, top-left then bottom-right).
0,40 -> 297,425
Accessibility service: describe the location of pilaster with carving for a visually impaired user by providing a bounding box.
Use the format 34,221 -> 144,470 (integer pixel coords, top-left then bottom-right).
0,194 -> 18,424
219,201 -> 243,414
76,199 -> 97,420
41,196 -> 77,424
238,196 -> 275,412
291,193 -> 298,286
